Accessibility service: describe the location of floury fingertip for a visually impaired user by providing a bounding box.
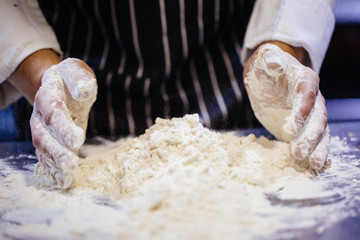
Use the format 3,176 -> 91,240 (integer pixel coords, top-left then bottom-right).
74,78 -> 97,102
61,172 -> 74,189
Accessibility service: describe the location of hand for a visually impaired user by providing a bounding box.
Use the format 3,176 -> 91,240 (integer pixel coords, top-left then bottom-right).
30,58 -> 97,188
243,43 -> 330,170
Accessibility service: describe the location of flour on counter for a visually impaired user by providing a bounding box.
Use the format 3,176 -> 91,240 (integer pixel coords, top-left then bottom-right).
1,115 -> 360,240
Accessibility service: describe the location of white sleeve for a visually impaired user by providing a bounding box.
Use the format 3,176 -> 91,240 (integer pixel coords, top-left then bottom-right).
241,0 -> 335,73
0,0 -> 62,108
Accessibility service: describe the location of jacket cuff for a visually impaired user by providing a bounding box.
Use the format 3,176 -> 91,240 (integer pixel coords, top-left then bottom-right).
241,0 -> 335,73
0,0 -> 62,107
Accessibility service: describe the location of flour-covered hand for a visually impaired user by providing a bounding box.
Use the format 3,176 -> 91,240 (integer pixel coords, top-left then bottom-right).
30,58 -> 97,188
243,44 -> 330,170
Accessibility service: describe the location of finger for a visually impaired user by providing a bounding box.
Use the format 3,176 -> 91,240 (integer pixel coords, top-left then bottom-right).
36,151 -> 60,185
261,47 -> 286,76
296,71 -> 320,119
291,92 -> 327,160
37,151 -> 74,189
57,58 -> 97,102
30,112 -> 79,173
309,125 -> 331,170
283,70 -> 319,137
36,150 -> 57,182
36,69 -> 85,150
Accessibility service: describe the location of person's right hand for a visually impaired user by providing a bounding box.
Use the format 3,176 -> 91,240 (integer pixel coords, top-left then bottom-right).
30,58 -> 97,189
243,43 -> 330,170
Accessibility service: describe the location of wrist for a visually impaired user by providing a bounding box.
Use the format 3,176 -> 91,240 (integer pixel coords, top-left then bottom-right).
8,49 -> 61,105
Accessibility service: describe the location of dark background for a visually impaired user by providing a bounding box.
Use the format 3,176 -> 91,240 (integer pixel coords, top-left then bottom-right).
320,24 -> 360,99
320,0 -> 360,99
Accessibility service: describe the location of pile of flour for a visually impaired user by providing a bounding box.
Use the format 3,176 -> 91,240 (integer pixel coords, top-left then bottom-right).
31,114 -> 316,238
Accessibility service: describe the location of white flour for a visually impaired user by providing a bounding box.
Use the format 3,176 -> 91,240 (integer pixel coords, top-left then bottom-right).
1,115 -> 360,239
68,114 -> 313,199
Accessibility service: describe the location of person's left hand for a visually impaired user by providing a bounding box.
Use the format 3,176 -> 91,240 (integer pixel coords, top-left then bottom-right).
243,43 -> 330,170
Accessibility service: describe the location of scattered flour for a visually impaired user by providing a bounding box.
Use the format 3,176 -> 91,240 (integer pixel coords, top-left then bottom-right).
1,115 -> 359,239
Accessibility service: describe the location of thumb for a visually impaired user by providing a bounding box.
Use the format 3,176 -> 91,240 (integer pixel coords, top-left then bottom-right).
260,45 -> 287,77
57,58 -> 97,102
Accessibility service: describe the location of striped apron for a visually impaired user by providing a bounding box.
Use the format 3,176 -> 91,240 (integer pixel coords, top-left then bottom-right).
16,0 -> 257,140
